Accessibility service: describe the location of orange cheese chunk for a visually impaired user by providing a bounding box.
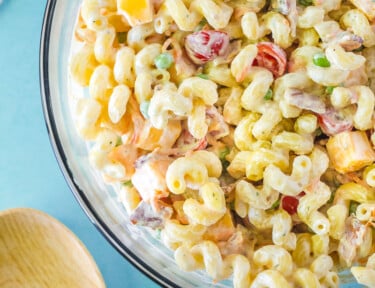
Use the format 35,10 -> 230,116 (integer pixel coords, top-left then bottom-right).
117,0 -> 154,27
204,210 -> 235,242
326,131 -> 375,173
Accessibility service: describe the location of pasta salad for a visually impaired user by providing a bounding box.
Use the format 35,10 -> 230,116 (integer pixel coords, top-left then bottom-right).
69,0 -> 375,287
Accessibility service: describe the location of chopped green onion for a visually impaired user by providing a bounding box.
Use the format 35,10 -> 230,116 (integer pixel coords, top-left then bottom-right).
140,101 -> 150,119
194,19 -> 208,31
154,52 -> 174,69
325,86 -> 335,94
219,147 -> 230,170
116,137 -> 122,146
349,201 -> 359,215
313,53 -> 331,68
117,32 -> 127,44
122,180 -> 133,187
196,73 -> 209,80
270,198 -> 281,210
219,147 -> 230,161
298,0 -> 313,6
264,89 -> 273,100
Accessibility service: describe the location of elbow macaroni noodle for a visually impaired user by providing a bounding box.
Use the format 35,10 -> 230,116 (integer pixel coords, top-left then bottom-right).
70,0 -> 375,286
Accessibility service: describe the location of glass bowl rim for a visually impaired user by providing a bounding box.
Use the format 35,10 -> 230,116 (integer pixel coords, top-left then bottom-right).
39,1 -> 178,287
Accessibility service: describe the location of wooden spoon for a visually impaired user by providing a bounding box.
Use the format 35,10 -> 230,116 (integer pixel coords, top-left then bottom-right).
0,208 -> 106,288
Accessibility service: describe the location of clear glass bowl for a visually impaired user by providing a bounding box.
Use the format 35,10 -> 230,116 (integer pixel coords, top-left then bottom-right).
39,1 -> 359,287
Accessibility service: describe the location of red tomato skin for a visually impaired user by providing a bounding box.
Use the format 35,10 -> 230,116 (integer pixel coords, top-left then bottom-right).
282,196 -> 299,214
185,30 -> 230,65
318,108 -> 353,136
281,192 -> 306,215
254,42 -> 287,78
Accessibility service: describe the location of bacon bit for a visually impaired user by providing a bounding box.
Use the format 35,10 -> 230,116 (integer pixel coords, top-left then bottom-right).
281,192 -> 306,215
206,106 -> 230,139
185,30 -> 230,65
337,33 -> 364,51
317,107 -> 353,136
254,42 -> 287,78
284,88 -> 326,114
130,201 -> 172,229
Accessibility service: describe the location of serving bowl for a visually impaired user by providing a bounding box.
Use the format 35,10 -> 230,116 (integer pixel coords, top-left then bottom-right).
39,1 -> 360,287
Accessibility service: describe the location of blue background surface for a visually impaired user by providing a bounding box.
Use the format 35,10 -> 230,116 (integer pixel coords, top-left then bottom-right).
0,1 -> 158,287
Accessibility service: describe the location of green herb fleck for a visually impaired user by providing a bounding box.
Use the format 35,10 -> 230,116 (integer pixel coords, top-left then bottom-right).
194,19 -> 208,31
349,201 -> 359,215
264,89 -> 273,100
154,52 -> 174,70
122,180 -> 133,187
140,100 -> 150,119
298,0 -> 313,6
270,198 -> 281,210
116,137 -> 122,147
219,147 -> 230,170
325,86 -> 335,94
219,147 -> 230,161
313,53 -> 331,68
117,32 -> 127,44
196,73 -> 209,80
315,127 -> 323,137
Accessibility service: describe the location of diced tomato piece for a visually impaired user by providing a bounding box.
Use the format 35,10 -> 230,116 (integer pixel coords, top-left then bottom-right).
318,107 -> 353,136
281,192 -> 305,215
185,30 -> 230,65
282,196 -> 299,215
254,42 -> 287,78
